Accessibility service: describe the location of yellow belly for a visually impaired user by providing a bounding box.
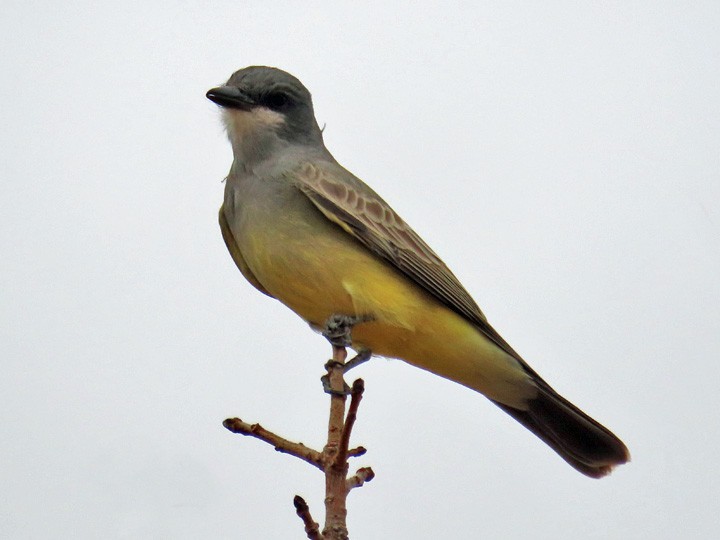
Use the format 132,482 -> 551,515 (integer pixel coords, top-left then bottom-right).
241,223 -> 534,408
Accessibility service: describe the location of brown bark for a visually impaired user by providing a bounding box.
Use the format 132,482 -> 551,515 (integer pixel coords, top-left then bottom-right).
224,344 -> 373,539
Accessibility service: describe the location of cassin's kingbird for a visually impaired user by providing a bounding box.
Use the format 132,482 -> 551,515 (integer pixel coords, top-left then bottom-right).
207,66 -> 629,477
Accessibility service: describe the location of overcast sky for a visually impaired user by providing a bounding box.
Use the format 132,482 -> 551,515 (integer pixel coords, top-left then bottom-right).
2,2 -> 719,539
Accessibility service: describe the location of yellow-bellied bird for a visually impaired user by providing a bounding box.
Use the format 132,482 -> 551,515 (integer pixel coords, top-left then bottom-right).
207,66 -> 629,478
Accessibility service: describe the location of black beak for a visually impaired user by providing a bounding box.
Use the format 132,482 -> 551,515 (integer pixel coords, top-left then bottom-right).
206,86 -> 255,110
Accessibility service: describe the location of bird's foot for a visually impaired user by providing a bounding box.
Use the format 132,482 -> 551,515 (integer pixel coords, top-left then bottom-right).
320,350 -> 372,396
321,314 -> 373,396
321,313 -> 372,348
321,367 -> 352,396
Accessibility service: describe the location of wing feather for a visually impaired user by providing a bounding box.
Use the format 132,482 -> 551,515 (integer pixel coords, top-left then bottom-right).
289,161 -> 535,368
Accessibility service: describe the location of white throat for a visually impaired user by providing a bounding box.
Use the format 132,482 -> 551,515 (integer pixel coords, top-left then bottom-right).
222,107 -> 287,169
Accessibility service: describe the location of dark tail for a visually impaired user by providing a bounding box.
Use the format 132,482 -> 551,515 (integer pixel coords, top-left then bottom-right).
493,385 -> 630,478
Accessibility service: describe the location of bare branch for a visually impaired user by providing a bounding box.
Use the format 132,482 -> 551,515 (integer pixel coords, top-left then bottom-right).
322,345 -> 351,539
347,446 -> 367,458
346,467 -> 375,492
294,495 -> 323,540
225,335 -> 374,539
223,418 -> 323,470
335,378 -> 365,469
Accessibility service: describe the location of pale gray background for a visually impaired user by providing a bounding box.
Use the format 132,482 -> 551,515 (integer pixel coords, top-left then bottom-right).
2,2 -> 719,539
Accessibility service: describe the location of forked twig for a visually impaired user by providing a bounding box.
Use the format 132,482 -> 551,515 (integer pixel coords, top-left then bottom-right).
224,341 -> 374,540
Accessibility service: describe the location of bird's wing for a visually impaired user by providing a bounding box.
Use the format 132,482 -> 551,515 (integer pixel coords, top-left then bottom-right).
219,205 -> 274,298
289,161 -> 529,365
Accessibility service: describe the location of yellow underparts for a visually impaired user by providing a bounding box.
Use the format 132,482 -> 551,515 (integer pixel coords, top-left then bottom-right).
241,225 -> 536,410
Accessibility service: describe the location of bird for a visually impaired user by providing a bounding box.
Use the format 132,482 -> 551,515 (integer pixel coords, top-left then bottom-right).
206,66 -> 629,478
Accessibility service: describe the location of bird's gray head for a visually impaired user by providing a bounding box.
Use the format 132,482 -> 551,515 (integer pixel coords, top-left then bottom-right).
207,66 -> 324,168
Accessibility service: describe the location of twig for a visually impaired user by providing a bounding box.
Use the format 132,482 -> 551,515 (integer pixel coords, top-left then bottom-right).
294,495 -> 323,540
335,379 -> 365,468
222,418 -> 323,470
346,467 -> 376,491
323,345 -> 351,539
347,446 -> 367,458
224,339 -> 374,539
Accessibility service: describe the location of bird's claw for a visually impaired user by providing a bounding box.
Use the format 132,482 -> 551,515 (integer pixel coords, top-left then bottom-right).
321,314 -> 372,348
321,373 -> 352,396
321,351 -> 372,395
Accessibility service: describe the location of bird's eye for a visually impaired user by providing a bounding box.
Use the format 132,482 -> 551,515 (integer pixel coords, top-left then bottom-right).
265,92 -> 290,110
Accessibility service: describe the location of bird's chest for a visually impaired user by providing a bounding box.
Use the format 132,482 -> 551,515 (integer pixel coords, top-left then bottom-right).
224,179 -> 352,312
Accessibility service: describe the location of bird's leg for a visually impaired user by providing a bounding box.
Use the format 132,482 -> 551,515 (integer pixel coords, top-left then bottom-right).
320,348 -> 373,395
321,314 -> 373,395
344,348 -> 372,372
322,314 -> 367,347
322,314 -> 374,371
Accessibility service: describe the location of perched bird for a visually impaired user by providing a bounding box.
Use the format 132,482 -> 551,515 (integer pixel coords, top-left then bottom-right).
207,66 -> 629,478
